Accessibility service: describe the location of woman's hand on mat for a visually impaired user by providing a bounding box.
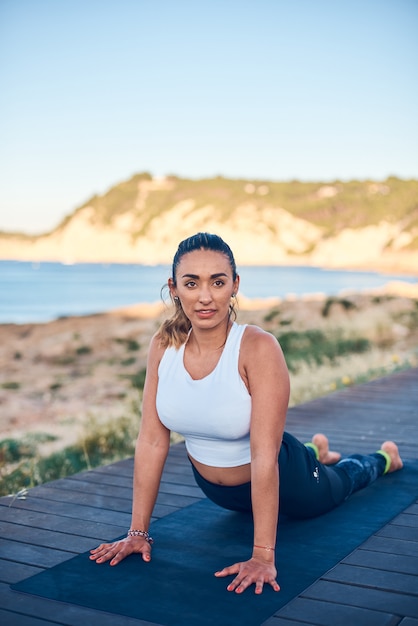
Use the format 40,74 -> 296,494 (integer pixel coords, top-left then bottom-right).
214,557 -> 280,594
89,537 -> 152,566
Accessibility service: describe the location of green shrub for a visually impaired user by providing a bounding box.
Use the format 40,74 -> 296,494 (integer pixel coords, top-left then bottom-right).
322,297 -> 357,318
76,345 -> 92,355
371,294 -> 397,305
263,308 -> 280,323
0,433 -> 57,464
0,417 -> 137,496
277,329 -> 370,373
128,368 -> 147,390
126,339 -> 140,351
0,438 -> 36,463
51,355 -> 76,365
1,381 -> 20,390
121,357 -> 136,366
114,337 -> 140,351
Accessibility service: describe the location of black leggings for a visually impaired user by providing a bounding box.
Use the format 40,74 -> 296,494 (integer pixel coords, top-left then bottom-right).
191,432 -> 386,519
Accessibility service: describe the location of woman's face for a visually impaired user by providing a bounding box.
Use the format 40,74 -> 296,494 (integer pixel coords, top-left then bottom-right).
169,249 -> 239,330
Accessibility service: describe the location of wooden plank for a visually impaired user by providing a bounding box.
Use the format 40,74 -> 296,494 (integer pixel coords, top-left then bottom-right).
0,506 -> 126,540
377,523 -> 418,542
92,458 -> 134,477
0,521 -> 101,553
360,534 -> 418,558
0,495 -> 132,528
7,483 -> 175,519
0,559 -> 42,585
302,580 -> 418,618
289,402 -> 417,422
161,469 -> 201,485
342,549 -> 418,576
155,481 -> 203,498
64,470 -> 132,488
323,562 -> 418,595
6,469 -> 201,504
0,538 -> 76,569
48,475 -> 202,509
262,596 -> 399,626
41,477 -> 133,500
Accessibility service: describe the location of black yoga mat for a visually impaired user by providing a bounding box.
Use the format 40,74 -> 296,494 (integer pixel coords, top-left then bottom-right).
12,461 -> 418,626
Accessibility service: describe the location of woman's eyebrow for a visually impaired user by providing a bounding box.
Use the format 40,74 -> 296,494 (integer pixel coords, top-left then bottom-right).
181,272 -> 229,279
211,273 -> 228,279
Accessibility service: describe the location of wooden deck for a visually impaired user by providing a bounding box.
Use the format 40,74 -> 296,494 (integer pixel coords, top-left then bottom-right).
1,367 -> 417,625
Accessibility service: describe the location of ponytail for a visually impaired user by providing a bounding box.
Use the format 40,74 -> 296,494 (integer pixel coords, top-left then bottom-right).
156,297 -> 191,349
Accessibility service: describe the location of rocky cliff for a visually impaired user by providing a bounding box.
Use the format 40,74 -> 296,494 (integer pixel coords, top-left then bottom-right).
1,174 -> 417,273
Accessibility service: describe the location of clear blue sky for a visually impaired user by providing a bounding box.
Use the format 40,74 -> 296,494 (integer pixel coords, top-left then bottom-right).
1,0 -> 417,234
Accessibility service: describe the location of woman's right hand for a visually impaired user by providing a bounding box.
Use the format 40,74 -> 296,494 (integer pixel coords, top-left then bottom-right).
89,536 -> 152,566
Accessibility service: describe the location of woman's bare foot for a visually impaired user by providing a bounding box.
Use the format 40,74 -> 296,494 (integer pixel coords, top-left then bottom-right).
381,441 -> 403,473
312,433 -> 341,464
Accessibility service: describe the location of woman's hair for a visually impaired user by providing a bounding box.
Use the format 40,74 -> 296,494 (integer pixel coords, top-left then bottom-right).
157,233 -> 238,348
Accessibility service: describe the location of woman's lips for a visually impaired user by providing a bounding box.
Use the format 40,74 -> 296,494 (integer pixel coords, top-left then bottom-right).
196,309 -> 216,318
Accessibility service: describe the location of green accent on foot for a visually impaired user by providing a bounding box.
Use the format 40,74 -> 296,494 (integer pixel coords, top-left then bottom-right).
304,442 -> 319,460
376,449 -> 391,474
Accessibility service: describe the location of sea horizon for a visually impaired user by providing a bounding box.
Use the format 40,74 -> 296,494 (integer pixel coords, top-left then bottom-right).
1,260 -> 417,325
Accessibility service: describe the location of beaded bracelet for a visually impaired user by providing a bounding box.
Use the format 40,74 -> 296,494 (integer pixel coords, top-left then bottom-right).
127,529 -> 154,544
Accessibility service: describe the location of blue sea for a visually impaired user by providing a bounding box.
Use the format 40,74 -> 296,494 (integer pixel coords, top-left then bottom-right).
0,260 -> 416,324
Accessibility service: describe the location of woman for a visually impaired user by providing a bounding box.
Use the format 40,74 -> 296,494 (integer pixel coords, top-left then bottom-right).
90,232 -> 403,595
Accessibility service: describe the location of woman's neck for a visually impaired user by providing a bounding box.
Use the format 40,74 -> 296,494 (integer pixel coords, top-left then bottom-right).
187,320 -> 232,355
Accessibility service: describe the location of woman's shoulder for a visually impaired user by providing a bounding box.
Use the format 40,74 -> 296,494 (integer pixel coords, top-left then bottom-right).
241,324 -> 281,354
240,324 -> 288,383
147,332 -> 169,368
242,323 -> 276,341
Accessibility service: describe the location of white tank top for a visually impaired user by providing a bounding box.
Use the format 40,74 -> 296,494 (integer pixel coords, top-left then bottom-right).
156,323 -> 252,467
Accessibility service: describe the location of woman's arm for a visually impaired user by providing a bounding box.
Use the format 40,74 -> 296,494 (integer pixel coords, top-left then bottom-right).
90,334 -> 170,566
215,326 -> 289,593
130,334 -> 171,532
249,327 -> 289,562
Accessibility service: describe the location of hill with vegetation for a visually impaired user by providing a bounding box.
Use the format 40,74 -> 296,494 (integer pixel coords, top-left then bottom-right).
1,173 -> 417,272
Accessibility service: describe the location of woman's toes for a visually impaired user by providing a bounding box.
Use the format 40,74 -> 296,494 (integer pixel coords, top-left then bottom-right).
312,433 -> 341,464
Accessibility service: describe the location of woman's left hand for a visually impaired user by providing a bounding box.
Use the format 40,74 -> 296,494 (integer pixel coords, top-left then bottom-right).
214,557 -> 280,594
